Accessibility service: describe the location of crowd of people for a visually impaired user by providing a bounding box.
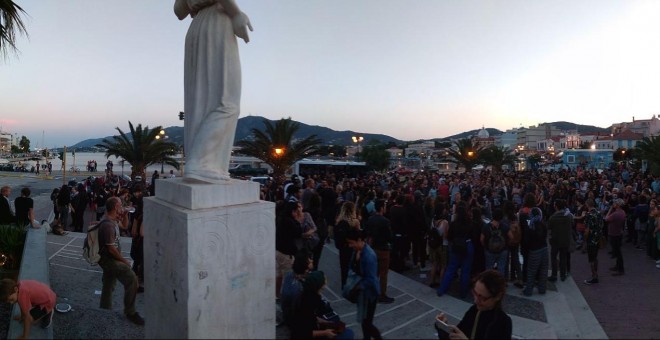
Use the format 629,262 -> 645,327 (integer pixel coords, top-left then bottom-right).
0,169 -> 186,330
274,163 -> 660,339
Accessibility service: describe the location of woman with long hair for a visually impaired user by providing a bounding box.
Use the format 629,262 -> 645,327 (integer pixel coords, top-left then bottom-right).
334,201 -> 360,288
427,203 -> 449,288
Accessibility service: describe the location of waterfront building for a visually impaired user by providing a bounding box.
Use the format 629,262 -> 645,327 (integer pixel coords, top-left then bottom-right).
561,149 -> 613,170
516,124 -> 562,152
404,141 -> 435,157
495,128 -> 519,149
610,115 -> 660,137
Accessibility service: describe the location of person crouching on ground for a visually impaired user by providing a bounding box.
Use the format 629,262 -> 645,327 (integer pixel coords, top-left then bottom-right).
436,270 -> 512,339
97,196 -> 144,325
0,278 -> 56,339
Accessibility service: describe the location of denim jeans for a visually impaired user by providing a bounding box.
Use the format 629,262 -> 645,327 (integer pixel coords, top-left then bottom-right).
437,241 -> 474,298
99,257 -> 139,316
485,249 -> 509,275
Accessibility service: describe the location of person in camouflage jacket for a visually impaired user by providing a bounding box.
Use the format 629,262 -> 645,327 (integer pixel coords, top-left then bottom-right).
583,199 -> 603,285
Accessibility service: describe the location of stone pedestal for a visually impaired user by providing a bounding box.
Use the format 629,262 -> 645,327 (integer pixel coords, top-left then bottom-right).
144,178 -> 275,339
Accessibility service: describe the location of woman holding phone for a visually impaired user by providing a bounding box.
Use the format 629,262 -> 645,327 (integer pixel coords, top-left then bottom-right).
435,270 -> 512,339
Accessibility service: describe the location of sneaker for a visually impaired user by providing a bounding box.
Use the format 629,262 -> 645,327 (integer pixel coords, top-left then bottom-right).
41,311 -> 54,329
127,312 -> 145,326
656,263 -> 660,269
378,296 -> 395,304
583,278 -> 599,285
655,259 -> 660,264
547,276 -> 557,282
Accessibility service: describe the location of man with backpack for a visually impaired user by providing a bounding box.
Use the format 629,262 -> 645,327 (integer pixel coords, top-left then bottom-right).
481,209 -> 511,275
97,196 -> 144,325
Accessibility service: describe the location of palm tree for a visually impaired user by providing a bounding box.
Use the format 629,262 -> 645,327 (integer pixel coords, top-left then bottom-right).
96,122 -> 180,181
445,138 -> 482,172
635,136 -> 660,175
1,0 -> 28,59
235,117 -> 322,183
480,145 -> 517,173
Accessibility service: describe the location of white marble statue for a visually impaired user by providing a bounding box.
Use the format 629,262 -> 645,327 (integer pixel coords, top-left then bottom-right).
174,0 -> 253,182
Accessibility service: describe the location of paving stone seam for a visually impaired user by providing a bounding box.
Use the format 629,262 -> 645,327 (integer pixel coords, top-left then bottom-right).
381,309 -> 437,337
50,262 -> 103,274
48,237 -> 79,261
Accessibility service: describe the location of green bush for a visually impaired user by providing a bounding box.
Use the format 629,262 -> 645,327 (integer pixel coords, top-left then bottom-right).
0,224 -> 27,271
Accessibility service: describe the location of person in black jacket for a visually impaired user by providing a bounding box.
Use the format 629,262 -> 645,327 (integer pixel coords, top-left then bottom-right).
56,185 -> 71,230
276,201 -> 304,299
0,186 -> 15,225
436,270 -> 512,339
366,199 -> 394,303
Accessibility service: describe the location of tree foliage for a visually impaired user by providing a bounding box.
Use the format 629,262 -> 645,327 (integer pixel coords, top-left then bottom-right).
445,138 -> 482,172
479,145 -> 517,173
235,117 -> 322,183
18,135 -> 29,153
0,0 -> 28,59
635,136 -> 660,175
95,122 -> 179,181
527,154 -> 543,170
359,142 -> 390,171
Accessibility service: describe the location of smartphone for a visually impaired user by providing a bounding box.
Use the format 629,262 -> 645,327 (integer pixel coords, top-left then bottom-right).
322,311 -> 339,321
435,318 -> 452,334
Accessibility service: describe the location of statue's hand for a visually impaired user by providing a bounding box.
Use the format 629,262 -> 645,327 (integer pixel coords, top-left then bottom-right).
232,12 -> 253,43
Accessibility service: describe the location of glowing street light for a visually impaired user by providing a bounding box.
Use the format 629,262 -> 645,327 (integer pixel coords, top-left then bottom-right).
156,129 -> 169,173
274,147 -> 285,157
467,151 -> 474,157
352,135 -> 364,157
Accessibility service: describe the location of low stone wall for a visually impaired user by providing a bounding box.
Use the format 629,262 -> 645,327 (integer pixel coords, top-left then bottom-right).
8,227 -> 53,339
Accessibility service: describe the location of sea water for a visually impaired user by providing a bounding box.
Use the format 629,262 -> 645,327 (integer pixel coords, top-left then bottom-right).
22,152 -> 182,176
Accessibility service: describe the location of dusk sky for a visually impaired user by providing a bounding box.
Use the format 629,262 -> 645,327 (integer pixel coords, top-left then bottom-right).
2,0 -> 660,148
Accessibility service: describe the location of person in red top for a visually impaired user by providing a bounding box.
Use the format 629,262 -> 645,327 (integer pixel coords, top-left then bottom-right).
0,279 -> 56,339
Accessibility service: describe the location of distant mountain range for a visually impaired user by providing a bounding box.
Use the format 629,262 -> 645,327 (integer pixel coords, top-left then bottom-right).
70,116 -> 609,149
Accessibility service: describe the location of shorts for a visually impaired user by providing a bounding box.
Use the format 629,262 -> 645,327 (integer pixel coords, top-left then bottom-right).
428,245 -> 448,268
276,251 -> 294,277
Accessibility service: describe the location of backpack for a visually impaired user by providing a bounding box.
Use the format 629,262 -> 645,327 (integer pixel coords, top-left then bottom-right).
83,221 -> 104,265
426,222 -> 442,249
487,224 -> 506,253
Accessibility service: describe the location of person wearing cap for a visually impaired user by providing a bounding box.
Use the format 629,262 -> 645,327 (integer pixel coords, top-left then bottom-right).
605,198 -> 626,276
283,174 -> 300,198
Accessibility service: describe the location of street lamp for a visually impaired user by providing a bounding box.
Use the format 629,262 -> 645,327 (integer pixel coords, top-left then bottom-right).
352,135 -> 364,157
274,147 -> 285,157
156,129 -> 168,173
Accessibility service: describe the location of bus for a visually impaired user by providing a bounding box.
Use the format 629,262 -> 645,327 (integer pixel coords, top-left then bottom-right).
292,159 -> 368,178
